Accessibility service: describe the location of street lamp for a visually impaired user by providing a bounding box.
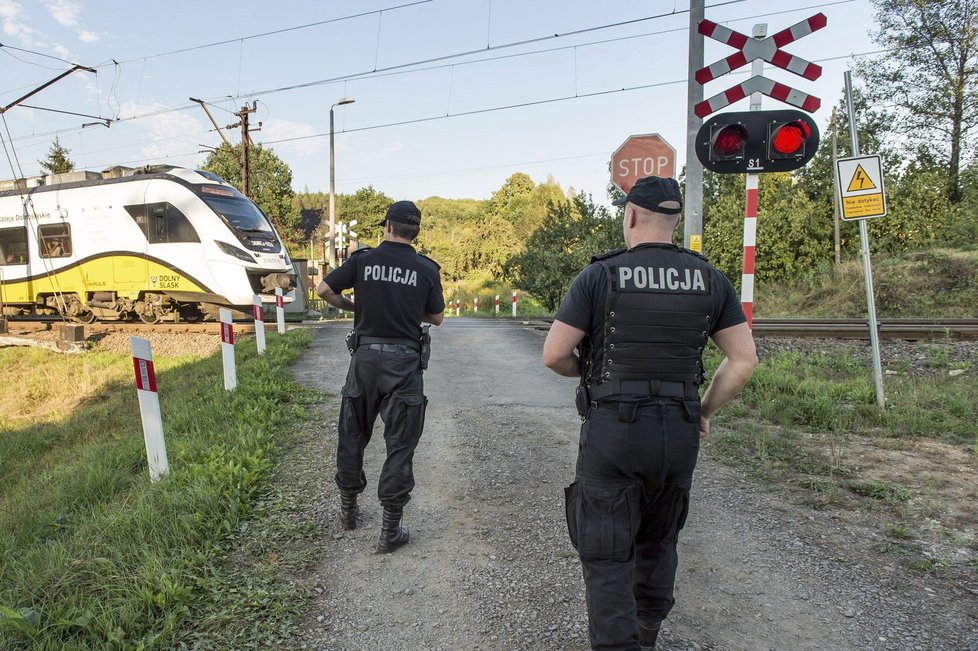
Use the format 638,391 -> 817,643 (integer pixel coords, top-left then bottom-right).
329,96 -> 355,267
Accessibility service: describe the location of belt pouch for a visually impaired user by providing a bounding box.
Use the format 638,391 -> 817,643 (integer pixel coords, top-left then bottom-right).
574,385 -> 590,420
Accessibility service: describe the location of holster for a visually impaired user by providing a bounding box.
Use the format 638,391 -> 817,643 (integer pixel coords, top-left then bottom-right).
574,384 -> 590,421
345,330 -> 359,355
419,325 -> 431,370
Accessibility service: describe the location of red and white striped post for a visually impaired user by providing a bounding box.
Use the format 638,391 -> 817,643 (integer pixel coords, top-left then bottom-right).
495,294 -> 500,314
473,297 -> 479,313
741,175 -> 758,326
130,336 -> 169,482
512,290 -> 517,317
739,23 -> 767,329
274,288 -> 285,335
455,299 -> 460,317
252,294 -> 266,355
219,308 -> 237,391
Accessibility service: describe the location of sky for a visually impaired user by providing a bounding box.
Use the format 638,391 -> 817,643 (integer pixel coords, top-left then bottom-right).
0,0 -> 881,207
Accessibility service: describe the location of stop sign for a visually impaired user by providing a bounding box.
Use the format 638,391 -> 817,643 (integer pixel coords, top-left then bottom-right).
611,134 -> 677,194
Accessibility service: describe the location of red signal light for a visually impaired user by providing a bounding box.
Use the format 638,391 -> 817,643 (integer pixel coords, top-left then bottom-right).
710,123 -> 748,161
769,120 -> 811,158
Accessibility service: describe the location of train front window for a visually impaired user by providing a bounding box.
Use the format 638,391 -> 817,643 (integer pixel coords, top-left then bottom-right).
0,227 -> 28,265
196,185 -> 277,248
38,223 -> 72,258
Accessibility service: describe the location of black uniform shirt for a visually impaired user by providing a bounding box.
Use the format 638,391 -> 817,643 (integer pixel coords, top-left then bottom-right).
555,243 -> 745,346
324,241 -> 444,340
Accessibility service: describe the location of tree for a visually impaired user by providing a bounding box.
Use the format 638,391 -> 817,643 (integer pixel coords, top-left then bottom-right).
39,138 -> 74,174
504,193 -> 622,311
861,0 -> 978,203
336,186 -> 394,247
202,143 -> 298,236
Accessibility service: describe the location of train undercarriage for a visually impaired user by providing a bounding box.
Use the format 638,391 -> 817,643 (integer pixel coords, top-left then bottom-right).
0,292 -> 243,324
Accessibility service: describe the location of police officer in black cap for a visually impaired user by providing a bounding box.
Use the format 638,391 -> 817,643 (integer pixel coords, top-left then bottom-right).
542,176 -> 757,649
317,199 -> 445,553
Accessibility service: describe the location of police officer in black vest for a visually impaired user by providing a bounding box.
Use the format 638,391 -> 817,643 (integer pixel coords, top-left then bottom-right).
317,200 -> 445,553
543,176 -> 757,650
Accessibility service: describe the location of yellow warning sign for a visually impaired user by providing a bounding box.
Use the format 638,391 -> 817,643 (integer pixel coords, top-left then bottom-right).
688,234 -> 702,252
846,164 -> 877,192
837,155 -> 886,221
842,193 -> 885,218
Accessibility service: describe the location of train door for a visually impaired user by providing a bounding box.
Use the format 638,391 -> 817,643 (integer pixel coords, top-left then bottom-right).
139,181 -> 203,292
116,183 -> 151,300
0,226 -> 29,306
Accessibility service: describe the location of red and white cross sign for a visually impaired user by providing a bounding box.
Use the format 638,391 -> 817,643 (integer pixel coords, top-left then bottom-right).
694,13 -> 825,117
696,14 -> 826,83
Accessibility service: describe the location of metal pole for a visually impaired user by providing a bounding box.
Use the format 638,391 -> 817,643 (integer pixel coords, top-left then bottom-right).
328,105 -> 337,268
844,70 -> 885,409
831,107 -> 841,267
684,0 -> 705,252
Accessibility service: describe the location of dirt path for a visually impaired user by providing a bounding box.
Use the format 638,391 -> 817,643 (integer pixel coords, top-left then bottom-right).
290,319 -> 978,651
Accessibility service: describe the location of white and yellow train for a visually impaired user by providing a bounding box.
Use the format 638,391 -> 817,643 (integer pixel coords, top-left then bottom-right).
0,165 -> 294,323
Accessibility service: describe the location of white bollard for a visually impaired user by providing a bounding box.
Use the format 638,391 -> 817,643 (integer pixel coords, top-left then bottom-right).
495,294 -> 500,314
455,299 -> 460,317
275,287 -> 286,334
252,294 -> 266,355
219,308 -> 237,391
473,297 -> 478,313
512,290 -> 517,317
130,336 -> 169,482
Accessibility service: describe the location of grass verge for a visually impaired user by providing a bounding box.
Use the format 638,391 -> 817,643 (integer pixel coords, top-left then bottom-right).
0,330 -> 315,649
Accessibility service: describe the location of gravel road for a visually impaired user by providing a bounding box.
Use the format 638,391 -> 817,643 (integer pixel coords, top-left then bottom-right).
290,318 -> 978,651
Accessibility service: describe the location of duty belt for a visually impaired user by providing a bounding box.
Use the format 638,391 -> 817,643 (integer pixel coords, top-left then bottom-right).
357,335 -> 421,352
587,379 -> 698,401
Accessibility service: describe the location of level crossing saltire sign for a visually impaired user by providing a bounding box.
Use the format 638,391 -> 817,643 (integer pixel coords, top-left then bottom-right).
836,154 -> 886,221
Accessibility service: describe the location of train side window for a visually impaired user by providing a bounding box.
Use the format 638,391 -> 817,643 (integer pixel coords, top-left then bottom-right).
38,223 -> 72,258
125,202 -> 199,244
0,227 -> 29,265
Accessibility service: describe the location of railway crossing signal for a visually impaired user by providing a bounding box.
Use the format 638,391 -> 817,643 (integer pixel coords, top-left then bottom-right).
695,109 -> 819,174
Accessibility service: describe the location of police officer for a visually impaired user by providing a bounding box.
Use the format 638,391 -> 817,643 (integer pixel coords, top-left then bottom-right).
542,176 -> 757,650
317,200 -> 445,554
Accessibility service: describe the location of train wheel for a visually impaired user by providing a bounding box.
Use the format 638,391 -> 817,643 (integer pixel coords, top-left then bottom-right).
71,310 -> 97,324
138,311 -> 161,324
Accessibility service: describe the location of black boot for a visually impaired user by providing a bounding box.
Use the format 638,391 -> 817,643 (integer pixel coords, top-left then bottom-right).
375,506 -> 409,553
638,622 -> 660,650
339,492 -> 359,530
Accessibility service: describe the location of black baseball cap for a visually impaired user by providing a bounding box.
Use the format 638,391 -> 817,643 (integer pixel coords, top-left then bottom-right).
612,176 -> 683,215
377,200 -> 422,226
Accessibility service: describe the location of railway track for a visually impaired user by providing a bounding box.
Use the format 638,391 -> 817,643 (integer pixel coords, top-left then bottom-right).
751,317 -> 978,340
2,319 -> 258,335
530,317 -> 978,340
3,317 -> 977,340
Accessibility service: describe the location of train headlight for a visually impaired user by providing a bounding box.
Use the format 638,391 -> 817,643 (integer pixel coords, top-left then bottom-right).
216,240 -> 256,263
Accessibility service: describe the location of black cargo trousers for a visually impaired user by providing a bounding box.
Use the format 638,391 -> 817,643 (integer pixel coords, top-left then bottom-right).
565,397 -> 701,651
335,343 -> 428,508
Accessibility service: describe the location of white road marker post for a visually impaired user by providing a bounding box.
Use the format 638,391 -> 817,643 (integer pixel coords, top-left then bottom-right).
473,297 -> 479,313
275,287 -> 286,334
219,308 -> 237,391
455,299 -> 460,317
512,290 -> 517,317
253,294 -> 266,355
130,336 -> 169,482
495,294 -> 500,314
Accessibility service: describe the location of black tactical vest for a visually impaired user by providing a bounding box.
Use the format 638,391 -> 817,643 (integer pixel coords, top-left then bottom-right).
585,243 -> 715,390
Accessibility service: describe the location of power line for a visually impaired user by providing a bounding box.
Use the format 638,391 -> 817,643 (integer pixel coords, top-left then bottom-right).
95,1 -> 435,66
